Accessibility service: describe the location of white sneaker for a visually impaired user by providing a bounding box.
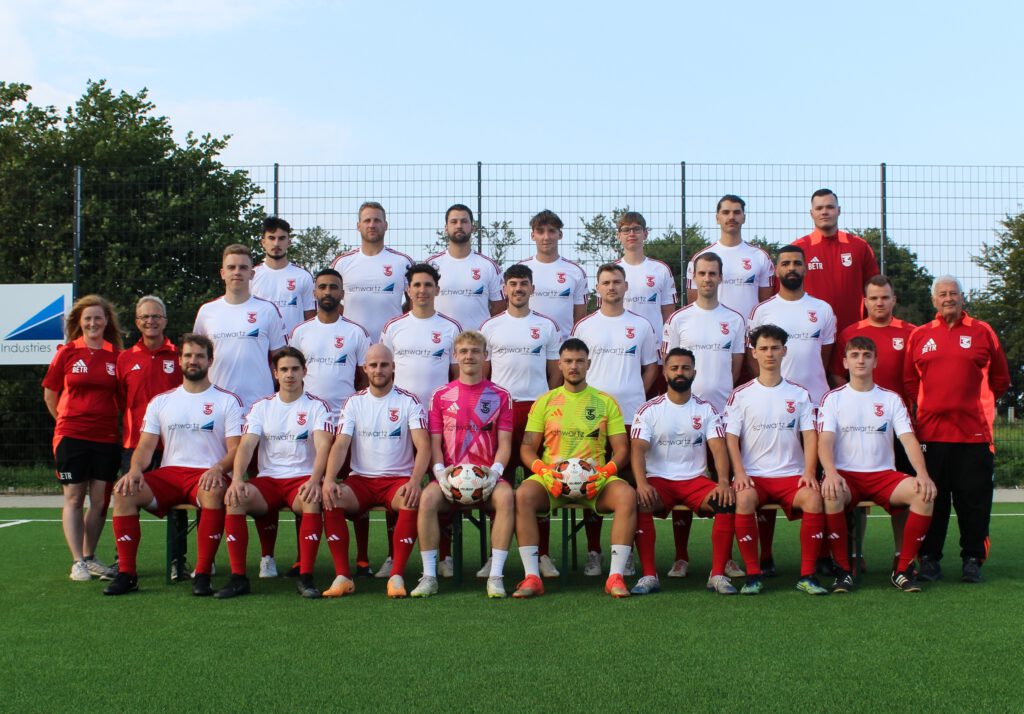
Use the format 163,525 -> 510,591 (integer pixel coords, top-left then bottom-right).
706,574 -> 738,595
667,559 -> 689,578
476,557 -> 493,578
539,555 -> 560,578
624,551 -> 636,577
630,574 -> 661,595
84,557 -> 116,580
259,555 -> 278,579
411,575 -> 439,598
437,556 -> 454,578
70,560 -> 91,581
486,576 -> 506,598
374,556 -> 394,579
724,559 -> 746,578
190,561 -> 217,579
583,550 -> 602,576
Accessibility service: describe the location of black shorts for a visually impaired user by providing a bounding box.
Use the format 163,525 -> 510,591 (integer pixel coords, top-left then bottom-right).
120,448 -> 163,474
54,437 -> 121,485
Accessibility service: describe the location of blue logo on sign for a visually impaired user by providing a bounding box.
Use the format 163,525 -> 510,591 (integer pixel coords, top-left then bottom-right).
5,295 -> 65,340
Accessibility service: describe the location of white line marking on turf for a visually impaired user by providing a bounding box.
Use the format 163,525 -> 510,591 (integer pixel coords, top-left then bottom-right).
0,520 -> 29,528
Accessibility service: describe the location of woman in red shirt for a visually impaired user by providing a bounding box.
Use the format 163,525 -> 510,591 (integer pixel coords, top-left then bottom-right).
42,295 -> 124,582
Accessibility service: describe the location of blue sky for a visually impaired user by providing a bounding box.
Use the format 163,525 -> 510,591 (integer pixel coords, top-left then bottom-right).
4,0 -> 1023,167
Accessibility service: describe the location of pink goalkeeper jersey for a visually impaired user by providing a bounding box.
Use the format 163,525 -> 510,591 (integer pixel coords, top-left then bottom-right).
428,379 -> 513,467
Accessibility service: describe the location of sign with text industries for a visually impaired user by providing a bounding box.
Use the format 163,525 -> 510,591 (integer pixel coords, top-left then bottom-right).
0,284 -> 74,365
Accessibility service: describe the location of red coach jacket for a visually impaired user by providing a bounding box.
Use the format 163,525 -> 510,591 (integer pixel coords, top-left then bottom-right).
116,338 -> 183,449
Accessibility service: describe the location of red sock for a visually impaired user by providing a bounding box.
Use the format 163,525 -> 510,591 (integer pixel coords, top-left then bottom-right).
635,512 -> 658,577
735,513 -> 761,575
386,511 -> 398,558
538,515 -> 551,557
826,511 -> 851,571
113,515 -> 141,576
897,511 -> 932,572
254,511 -> 279,558
711,513 -> 734,576
299,513 -> 323,576
672,510 -> 693,561
800,512 -> 825,577
323,509 -> 351,577
225,514 -> 249,575
353,512 -> 370,566
196,508 -> 225,575
584,512 -> 603,553
757,509 -> 776,561
390,509 -> 418,578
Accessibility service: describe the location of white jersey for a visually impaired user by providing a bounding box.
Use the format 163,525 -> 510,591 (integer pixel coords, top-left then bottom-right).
379,311 -> 462,407
725,378 -> 815,478
687,241 -> 774,319
571,310 -> 659,424
193,296 -> 288,409
748,294 -> 836,405
817,384 -> 914,473
662,303 -> 746,413
520,255 -> 588,337
141,384 -> 244,469
616,257 -> 677,335
244,392 -> 334,479
340,386 -> 427,478
251,262 -> 315,334
331,247 -> 414,342
480,310 -> 561,402
288,316 -> 371,420
426,250 -> 504,330
631,394 -> 724,481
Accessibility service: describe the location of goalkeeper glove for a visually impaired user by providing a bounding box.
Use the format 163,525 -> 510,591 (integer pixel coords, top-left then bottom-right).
540,469 -> 565,498
433,463 -> 453,500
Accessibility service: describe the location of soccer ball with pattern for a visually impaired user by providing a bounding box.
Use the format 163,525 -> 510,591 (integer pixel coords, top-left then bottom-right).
555,457 -> 596,500
446,463 -> 488,505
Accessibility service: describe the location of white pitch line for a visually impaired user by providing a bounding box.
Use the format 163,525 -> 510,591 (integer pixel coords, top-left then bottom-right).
0,520 -> 29,528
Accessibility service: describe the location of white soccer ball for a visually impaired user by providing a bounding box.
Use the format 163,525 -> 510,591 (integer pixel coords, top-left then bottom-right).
446,463 -> 489,505
555,457 -> 597,500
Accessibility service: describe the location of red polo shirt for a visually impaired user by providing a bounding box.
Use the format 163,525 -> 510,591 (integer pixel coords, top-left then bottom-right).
42,338 -> 120,445
831,318 -> 916,403
792,230 -> 879,334
116,338 -> 183,449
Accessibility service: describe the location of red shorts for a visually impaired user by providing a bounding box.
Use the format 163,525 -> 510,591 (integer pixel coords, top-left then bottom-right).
344,474 -> 410,513
750,475 -> 806,520
250,475 -> 310,512
506,401 -> 534,481
839,469 -> 911,514
648,476 -> 718,517
143,466 -> 207,518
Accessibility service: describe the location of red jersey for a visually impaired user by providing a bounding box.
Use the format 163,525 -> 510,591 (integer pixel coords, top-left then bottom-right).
42,338 -> 120,445
792,230 -> 879,334
116,338 -> 183,449
903,311 -> 1010,444
831,318 -> 916,402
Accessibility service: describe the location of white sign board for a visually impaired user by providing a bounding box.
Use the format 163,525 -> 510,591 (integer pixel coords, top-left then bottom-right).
0,284 -> 74,365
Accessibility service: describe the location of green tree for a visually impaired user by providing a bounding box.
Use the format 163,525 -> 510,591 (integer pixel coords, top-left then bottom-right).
289,226 -> 348,274
856,228 -> 935,326
575,208 -> 627,265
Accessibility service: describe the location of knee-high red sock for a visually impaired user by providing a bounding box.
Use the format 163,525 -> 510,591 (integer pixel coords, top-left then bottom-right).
897,511 -> 932,572
353,512 -> 370,566
826,511 -> 850,571
711,513 -> 735,576
635,512 -> 658,577
390,509 -> 418,578
299,512 -> 322,576
386,511 -> 398,558
323,509 -> 351,577
113,515 -> 141,576
800,512 -> 825,577
757,509 -> 776,560
735,513 -> 761,575
225,514 -> 249,575
538,515 -> 551,557
196,508 -> 225,575
673,510 -> 693,561
584,512 -> 603,553
253,511 -> 279,558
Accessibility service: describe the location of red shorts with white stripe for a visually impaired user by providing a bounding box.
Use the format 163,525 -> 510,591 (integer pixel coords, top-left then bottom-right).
505,401 -> 534,481
249,475 -> 310,512
647,476 -> 718,517
343,474 -> 410,513
838,469 -> 911,514
750,475 -> 805,520
142,466 -> 207,518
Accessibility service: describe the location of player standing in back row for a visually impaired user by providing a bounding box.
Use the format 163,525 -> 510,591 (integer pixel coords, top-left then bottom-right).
518,210 -> 588,337
251,216 -> 316,335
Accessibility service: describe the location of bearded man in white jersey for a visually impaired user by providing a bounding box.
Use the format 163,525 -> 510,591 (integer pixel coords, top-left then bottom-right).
251,216 -> 316,335
518,210 -> 587,337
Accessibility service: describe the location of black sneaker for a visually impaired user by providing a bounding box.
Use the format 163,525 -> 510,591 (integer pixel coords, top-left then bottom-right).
759,557 -> 777,578
961,558 -> 983,583
192,572 -> 214,597
891,568 -> 922,592
103,572 -> 139,596
214,574 -> 251,599
286,562 -> 301,578
918,556 -> 942,582
354,564 -> 374,577
831,570 -> 855,594
815,557 -> 839,578
296,575 -> 322,599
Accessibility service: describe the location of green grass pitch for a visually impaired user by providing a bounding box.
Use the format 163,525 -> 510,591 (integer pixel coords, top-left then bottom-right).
2,505 -> 1023,712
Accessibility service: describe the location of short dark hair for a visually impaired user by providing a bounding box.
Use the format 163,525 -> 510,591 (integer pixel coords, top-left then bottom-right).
776,244 -> 805,262
272,345 -> 307,369
596,263 -> 626,281
358,201 -> 386,219
749,323 -> 788,347
445,203 -> 474,223
406,262 -> 441,286
179,333 -> 214,359
503,264 -> 533,283
559,337 -> 590,356
664,347 -> 696,366
530,209 -> 563,231
864,274 -> 894,295
314,268 -> 342,283
694,251 -> 723,275
262,217 -> 291,235
811,188 -> 838,202
845,336 -> 877,355
616,211 -> 647,230
716,194 -> 746,212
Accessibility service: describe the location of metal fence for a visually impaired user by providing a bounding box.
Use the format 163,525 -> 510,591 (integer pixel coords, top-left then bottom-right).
3,163 -> 1023,478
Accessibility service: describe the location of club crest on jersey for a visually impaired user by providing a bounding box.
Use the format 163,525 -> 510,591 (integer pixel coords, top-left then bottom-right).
646,275 -> 655,288
431,331 -> 441,344
286,279 -> 296,291
335,336 -> 345,349
874,403 -> 885,417
960,336 -> 972,349
203,403 -> 214,416
528,326 -> 541,340
720,322 -> 730,335
742,258 -> 752,270
892,338 -> 904,351
480,400 -> 492,414
584,407 -> 597,421
625,326 -> 636,339
691,416 -> 702,430
471,268 -> 481,281
785,400 -> 796,414
383,264 -> 393,277
840,253 -> 853,267
556,272 -> 567,284
297,412 -> 307,426
106,362 -> 115,376
247,312 -> 257,324
807,311 -> 818,323
162,359 -> 175,373
389,408 -> 400,422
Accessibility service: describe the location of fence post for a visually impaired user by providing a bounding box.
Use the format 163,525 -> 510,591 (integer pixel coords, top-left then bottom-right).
476,161 -> 483,254
73,165 -> 82,300
273,162 -> 279,217
680,161 -> 687,303
880,162 -> 887,273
